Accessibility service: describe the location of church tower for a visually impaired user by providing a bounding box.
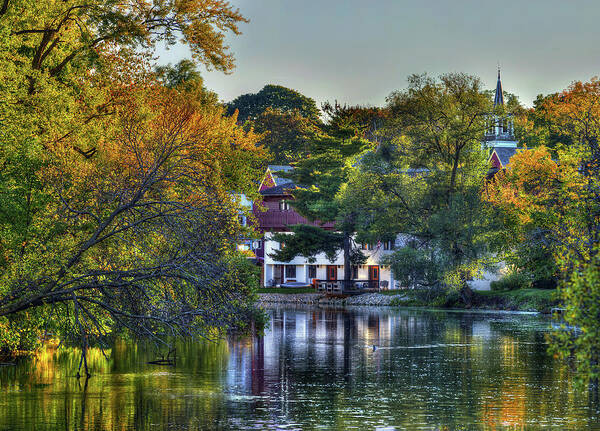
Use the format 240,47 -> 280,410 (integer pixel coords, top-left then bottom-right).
485,68 -> 518,169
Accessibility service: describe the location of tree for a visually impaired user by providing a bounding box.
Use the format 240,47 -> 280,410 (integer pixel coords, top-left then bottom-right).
252,107 -> 318,164
268,124 -> 372,286
488,78 -> 600,388
518,93 -> 576,151
321,101 -> 390,144
355,73 -> 499,298
485,146 -> 561,288
227,84 -> 321,123
0,0 -> 267,364
0,85 -> 267,372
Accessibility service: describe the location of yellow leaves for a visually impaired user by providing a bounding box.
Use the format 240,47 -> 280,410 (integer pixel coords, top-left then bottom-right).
486,146 -> 562,225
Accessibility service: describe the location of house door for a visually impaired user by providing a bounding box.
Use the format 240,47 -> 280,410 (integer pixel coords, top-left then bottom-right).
327,265 -> 337,281
274,264 -> 284,285
368,266 -> 379,285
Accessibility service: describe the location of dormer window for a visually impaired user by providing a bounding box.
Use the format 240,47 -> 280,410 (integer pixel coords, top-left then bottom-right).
279,200 -> 290,211
488,119 -> 495,135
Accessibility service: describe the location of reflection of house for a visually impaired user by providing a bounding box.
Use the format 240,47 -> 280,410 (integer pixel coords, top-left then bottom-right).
253,165 -> 395,289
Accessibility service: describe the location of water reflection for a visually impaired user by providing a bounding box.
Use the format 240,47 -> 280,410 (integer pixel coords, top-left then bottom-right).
0,307 -> 598,430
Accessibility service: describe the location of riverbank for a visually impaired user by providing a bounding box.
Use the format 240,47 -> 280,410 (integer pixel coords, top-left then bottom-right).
258,292 -> 398,306
257,288 -> 558,312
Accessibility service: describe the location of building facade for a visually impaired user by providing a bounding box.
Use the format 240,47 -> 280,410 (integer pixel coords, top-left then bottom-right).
253,165 -> 396,289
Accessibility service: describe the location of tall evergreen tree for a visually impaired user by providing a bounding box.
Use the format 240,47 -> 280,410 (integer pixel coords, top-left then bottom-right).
269,121 -> 371,285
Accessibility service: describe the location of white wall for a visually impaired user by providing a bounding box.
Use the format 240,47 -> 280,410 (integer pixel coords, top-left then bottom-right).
262,232 -> 397,288
263,232 -> 395,267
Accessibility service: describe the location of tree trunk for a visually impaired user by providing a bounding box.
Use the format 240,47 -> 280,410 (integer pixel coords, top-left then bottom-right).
343,232 -> 352,287
460,283 -> 474,308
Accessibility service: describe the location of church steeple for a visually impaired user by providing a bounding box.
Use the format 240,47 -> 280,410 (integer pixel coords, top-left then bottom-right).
493,67 -> 504,107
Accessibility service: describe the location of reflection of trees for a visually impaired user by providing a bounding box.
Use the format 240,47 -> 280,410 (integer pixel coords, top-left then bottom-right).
0,340 -> 233,430
237,308 -> 592,430
0,310 -> 596,430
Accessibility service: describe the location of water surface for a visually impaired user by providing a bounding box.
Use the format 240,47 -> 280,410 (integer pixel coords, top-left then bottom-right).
0,306 -> 597,430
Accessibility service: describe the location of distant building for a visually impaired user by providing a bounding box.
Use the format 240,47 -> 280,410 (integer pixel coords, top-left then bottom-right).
485,68 -> 519,171
253,165 -> 395,289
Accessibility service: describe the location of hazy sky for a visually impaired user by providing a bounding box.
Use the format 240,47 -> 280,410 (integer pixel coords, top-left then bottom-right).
157,0 -> 600,108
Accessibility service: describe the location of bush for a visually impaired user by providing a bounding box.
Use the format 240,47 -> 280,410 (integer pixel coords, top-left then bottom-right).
382,246 -> 443,289
490,271 -> 530,291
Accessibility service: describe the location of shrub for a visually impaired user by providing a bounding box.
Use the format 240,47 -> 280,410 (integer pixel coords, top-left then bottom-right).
490,271 -> 530,291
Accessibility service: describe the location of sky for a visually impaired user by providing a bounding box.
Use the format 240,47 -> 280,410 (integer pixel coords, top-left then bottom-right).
157,0 -> 600,109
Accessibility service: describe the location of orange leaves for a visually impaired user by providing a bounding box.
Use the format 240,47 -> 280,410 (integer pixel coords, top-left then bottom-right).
486,146 -> 560,225
540,77 -> 600,144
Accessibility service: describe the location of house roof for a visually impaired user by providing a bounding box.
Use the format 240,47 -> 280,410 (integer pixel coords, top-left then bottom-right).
492,147 -> 518,167
260,182 -> 296,196
268,165 -> 294,186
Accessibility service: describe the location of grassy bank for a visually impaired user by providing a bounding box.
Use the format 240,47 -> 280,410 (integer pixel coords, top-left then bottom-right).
390,288 -> 558,312
257,287 -> 559,312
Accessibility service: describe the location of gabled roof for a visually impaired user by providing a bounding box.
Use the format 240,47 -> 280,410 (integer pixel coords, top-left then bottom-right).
259,165 -> 296,195
268,165 -> 294,186
493,68 -> 504,107
489,147 -> 517,168
260,183 -> 296,196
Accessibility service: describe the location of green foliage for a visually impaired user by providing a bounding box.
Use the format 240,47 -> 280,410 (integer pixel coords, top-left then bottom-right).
0,0 -> 268,359
265,111 -> 372,281
356,73 -> 500,296
154,60 -> 219,105
490,271 -> 531,291
225,252 -> 261,292
321,101 -> 389,143
518,93 -> 575,151
381,246 -> 441,289
269,225 -> 344,263
551,251 -> 600,388
252,108 -> 318,164
227,84 -> 321,123
509,229 -> 558,288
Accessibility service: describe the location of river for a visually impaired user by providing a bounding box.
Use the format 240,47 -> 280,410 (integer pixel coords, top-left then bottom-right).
0,306 -> 598,430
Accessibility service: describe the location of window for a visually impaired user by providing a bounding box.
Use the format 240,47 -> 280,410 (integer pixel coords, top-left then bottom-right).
308,265 -> 317,279
285,265 -> 296,278
278,200 -> 290,211
488,119 -> 495,134
238,215 -> 247,226
351,265 -> 359,279
383,240 -> 394,250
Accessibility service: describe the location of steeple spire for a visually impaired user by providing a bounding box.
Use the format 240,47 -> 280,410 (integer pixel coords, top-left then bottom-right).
493,66 -> 504,107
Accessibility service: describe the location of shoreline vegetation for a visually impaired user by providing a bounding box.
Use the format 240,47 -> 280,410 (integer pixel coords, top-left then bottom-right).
257,288 -> 558,313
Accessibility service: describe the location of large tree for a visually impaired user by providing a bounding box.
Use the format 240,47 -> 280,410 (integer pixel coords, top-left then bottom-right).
487,78 -> 600,388
227,84 -> 322,164
251,107 -> 318,164
355,73 -> 500,299
227,84 -> 321,123
0,0 -> 268,367
268,120 -> 371,286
